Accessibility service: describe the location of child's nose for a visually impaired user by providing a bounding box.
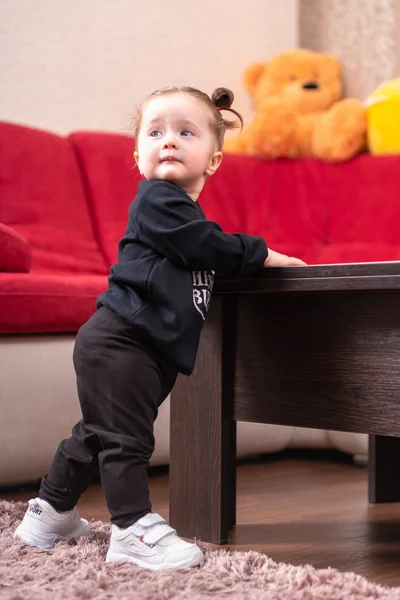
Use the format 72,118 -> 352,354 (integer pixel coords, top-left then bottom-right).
163,133 -> 179,149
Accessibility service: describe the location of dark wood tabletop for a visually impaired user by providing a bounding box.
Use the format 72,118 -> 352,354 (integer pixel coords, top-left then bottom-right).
214,261 -> 400,294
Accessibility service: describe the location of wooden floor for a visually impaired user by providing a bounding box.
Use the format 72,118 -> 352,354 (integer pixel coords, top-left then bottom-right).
3,450 -> 400,588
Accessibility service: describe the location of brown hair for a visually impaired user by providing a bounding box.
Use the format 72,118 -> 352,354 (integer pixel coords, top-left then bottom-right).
133,86 -> 243,150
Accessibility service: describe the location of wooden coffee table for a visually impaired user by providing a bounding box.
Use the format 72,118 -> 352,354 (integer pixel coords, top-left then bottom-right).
169,262 -> 400,543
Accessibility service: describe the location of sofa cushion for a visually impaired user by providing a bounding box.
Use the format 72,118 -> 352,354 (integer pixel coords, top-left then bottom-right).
0,122 -> 108,275
0,273 -> 107,333
68,132 -> 141,267
0,223 -> 32,272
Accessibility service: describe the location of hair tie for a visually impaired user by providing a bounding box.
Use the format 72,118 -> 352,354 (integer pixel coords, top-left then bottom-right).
216,106 -> 220,111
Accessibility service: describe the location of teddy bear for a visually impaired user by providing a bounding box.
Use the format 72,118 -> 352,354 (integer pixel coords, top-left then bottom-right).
224,49 -> 367,162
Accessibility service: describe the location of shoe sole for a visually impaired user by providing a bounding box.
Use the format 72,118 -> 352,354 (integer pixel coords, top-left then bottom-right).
14,521 -> 90,550
105,549 -> 204,570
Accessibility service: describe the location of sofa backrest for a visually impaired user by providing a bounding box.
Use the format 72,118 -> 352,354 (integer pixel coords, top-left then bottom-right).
6,123 -> 400,273
201,154 -> 326,265
68,131 -> 141,267
0,121 -> 108,274
70,130 -> 400,266
313,155 -> 400,264
70,133 -> 327,266
202,153 -> 400,265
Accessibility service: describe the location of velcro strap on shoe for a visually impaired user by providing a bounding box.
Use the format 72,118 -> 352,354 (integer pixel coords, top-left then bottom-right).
136,512 -> 166,528
143,523 -> 176,545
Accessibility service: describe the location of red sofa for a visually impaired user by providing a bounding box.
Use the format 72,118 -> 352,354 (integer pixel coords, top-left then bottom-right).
3,120 -> 400,336
2,120 -> 400,485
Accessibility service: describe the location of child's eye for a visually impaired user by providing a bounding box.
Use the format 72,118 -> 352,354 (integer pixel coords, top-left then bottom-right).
181,130 -> 194,137
150,130 -> 162,137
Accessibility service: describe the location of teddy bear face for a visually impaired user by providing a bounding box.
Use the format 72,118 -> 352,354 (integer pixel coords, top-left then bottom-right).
252,49 -> 343,115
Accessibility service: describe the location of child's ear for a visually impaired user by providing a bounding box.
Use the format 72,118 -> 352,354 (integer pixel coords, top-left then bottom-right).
205,151 -> 223,177
134,151 -> 142,174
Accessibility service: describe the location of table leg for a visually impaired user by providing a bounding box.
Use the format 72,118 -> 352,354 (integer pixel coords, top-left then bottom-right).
169,296 -> 237,544
369,434 -> 400,502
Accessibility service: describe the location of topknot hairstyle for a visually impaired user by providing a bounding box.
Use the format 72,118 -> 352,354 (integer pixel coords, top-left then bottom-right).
133,86 -> 243,150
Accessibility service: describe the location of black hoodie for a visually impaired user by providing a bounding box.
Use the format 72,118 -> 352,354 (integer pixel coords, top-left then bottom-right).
97,180 -> 268,374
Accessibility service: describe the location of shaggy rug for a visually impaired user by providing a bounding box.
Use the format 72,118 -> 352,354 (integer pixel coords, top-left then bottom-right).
1,500 -> 400,600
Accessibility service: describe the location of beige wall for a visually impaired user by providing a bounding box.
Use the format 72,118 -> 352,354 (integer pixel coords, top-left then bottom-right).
299,0 -> 398,99
0,0 -> 298,134
396,0 -> 400,75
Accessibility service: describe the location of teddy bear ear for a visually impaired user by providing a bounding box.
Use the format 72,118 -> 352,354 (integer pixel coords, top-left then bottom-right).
244,63 -> 266,95
321,53 -> 342,77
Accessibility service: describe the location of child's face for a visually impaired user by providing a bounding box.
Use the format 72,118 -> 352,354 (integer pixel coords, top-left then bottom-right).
134,93 -> 222,200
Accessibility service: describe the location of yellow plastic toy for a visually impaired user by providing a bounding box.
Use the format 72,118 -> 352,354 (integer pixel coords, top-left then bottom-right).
365,78 -> 400,155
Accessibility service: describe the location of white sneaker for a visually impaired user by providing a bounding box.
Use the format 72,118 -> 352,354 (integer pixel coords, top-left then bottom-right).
14,497 -> 90,549
105,512 -> 204,570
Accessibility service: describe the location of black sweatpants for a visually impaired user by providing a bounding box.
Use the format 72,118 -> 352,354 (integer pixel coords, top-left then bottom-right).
40,306 -> 178,527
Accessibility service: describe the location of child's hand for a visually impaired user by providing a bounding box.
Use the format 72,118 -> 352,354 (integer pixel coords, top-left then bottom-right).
264,249 -> 307,268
